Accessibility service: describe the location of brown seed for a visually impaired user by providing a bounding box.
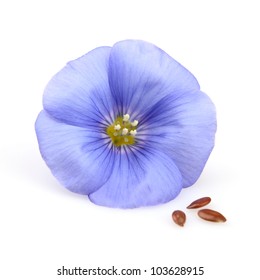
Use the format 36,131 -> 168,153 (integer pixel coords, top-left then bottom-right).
172,210 -> 186,227
186,197 -> 211,209
198,209 -> 227,223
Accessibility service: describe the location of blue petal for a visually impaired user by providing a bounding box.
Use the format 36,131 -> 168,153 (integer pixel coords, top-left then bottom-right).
35,111 -> 116,194
89,147 -> 183,208
137,91 -> 216,187
108,40 -> 199,119
43,46 -> 115,128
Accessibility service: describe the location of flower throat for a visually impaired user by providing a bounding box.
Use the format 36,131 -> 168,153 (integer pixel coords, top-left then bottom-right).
107,114 -> 138,147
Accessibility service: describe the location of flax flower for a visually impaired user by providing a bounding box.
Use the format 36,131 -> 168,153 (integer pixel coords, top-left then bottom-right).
35,40 -> 216,208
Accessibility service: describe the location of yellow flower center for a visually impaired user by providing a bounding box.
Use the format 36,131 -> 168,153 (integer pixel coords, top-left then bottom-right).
106,114 -> 138,147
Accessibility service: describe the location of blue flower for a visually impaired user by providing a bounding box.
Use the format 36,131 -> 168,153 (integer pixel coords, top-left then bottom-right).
35,40 -> 216,208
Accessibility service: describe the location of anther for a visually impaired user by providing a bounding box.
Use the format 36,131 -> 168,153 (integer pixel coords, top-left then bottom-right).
124,138 -> 129,142
114,124 -> 121,130
122,128 -> 129,135
123,114 -> 130,122
131,120 -> 138,127
130,130 -> 137,136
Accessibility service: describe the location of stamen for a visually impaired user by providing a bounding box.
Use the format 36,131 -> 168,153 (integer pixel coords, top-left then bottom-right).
131,120 -> 138,127
106,113 -> 139,147
130,130 -> 137,136
122,128 -> 129,135
123,114 -> 130,122
114,124 -> 121,130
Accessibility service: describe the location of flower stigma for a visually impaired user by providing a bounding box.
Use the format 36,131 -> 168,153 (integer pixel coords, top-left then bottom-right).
107,114 -> 138,146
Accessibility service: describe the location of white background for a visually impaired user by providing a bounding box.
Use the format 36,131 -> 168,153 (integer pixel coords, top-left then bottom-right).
1,0 -> 259,279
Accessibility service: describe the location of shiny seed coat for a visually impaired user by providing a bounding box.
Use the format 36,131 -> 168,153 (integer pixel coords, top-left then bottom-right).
187,197 -> 211,209
198,209 -> 226,222
172,210 -> 186,226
